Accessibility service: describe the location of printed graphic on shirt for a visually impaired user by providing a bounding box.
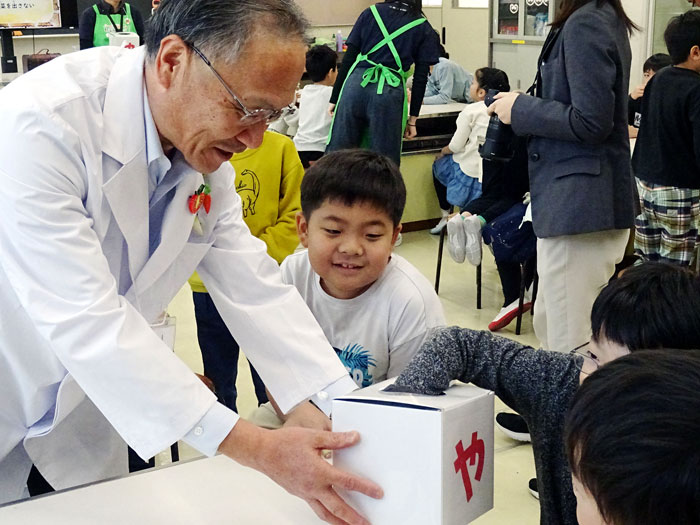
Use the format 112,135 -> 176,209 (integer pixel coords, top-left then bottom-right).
236,169 -> 260,218
334,343 -> 376,388
633,112 -> 642,128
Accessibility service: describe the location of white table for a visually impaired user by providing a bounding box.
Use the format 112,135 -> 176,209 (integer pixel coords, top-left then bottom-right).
0,455 -> 325,524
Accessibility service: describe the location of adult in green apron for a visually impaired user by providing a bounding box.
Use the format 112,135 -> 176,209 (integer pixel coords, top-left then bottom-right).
327,0 -> 440,166
78,0 -> 145,50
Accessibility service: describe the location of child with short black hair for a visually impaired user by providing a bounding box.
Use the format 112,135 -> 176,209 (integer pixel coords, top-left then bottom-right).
565,350 -> 700,525
387,262 -> 700,525
274,149 -> 446,428
430,67 -> 510,239
293,44 -> 338,168
632,11 -> 700,266
628,53 -> 672,136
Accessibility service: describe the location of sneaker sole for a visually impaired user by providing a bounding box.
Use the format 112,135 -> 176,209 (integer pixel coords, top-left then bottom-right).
495,419 -> 532,442
446,218 -> 466,263
528,486 -> 539,500
488,302 -> 532,332
463,217 -> 483,266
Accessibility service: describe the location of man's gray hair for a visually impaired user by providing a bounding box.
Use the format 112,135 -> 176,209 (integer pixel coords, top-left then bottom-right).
144,0 -> 309,64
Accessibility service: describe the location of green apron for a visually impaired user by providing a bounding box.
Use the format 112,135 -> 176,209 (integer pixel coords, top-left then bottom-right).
328,5 -> 426,145
92,3 -> 136,47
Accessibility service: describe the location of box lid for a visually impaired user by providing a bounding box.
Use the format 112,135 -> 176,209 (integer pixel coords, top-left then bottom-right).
334,378 -> 492,411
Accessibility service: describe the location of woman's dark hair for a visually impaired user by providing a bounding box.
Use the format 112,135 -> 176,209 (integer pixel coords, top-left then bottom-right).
474,67 -> 510,93
664,10 -> 700,65
590,262 -> 700,351
643,53 -> 672,73
306,45 -> 337,83
300,150 -> 406,227
385,0 -> 424,17
565,350 -> 700,525
552,0 -> 639,35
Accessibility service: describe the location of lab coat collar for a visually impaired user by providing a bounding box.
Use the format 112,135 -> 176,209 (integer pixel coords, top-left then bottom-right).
102,47 -> 150,288
101,46 -> 204,301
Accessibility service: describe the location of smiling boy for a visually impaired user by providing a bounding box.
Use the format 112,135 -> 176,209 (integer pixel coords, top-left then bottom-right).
277,150 -> 445,427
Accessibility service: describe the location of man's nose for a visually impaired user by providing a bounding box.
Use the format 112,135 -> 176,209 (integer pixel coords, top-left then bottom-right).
236,121 -> 267,150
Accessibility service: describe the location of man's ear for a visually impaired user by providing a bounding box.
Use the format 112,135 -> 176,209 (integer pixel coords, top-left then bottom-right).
391,223 -> 402,245
691,45 -> 700,61
296,211 -> 309,247
153,34 -> 190,90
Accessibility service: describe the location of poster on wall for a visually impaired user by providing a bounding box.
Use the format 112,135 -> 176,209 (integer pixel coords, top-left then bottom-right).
0,0 -> 61,29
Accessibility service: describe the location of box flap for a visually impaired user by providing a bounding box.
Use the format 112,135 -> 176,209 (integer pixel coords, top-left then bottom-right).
334,378 -> 492,411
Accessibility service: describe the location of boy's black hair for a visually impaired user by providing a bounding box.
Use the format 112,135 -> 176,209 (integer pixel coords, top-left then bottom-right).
565,350 -> 700,525
590,262 -> 700,351
664,10 -> 700,65
300,149 -> 406,226
474,67 -> 510,93
643,53 -> 672,73
305,44 -> 337,83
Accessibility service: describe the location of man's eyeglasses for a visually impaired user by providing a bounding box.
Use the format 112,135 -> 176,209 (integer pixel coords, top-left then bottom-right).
570,341 -> 600,375
188,43 -> 295,126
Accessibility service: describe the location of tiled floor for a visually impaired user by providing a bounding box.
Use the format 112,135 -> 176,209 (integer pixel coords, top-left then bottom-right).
166,229 -> 541,524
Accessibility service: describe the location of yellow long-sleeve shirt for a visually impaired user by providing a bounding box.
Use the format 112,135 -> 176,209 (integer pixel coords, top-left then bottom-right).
189,131 -> 304,293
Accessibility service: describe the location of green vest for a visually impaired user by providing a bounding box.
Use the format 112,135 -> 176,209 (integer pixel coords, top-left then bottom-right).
92,3 -> 136,48
328,5 -> 426,144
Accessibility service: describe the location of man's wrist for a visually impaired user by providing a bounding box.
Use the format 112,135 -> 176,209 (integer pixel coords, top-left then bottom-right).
218,419 -> 270,469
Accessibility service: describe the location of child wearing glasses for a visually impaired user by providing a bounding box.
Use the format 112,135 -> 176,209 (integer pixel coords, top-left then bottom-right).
565,350 -> 700,525
386,262 -> 700,525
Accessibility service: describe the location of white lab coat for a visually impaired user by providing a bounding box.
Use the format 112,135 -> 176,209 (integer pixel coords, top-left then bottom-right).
0,46 -> 351,503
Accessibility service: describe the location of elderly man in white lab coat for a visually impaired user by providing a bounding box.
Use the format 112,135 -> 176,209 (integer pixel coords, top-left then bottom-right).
0,0 -> 382,522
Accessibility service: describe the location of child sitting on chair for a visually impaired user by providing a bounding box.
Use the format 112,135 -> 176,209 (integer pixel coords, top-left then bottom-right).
430,67 -> 511,235
268,149 -> 446,429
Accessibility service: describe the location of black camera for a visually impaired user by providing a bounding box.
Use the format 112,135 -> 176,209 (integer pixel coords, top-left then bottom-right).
479,89 -> 516,162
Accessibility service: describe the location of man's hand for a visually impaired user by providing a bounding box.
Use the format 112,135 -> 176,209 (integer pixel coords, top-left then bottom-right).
487,91 -> 520,125
220,419 -> 382,525
284,401 -> 332,431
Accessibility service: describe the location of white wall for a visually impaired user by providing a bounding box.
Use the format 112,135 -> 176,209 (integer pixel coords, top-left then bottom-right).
623,0 -> 651,89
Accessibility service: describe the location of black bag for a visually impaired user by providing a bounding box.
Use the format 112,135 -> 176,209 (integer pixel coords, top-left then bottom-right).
23,49 -> 60,72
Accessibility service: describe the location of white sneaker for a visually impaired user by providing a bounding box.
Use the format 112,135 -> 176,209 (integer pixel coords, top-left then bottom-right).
462,215 -> 483,266
430,210 -> 450,235
446,214 -> 466,263
430,216 -> 449,235
488,297 -> 533,332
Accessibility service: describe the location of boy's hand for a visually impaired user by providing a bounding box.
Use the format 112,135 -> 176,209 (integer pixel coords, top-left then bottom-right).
630,83 -> 645,100
328,103 -> 336,117
220,420 -> 383,525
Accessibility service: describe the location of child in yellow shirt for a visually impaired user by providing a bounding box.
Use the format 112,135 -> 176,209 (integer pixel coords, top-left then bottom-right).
188,131 -> 304,411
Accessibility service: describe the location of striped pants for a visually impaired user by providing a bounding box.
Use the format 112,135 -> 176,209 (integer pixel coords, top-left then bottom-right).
634,179 -> 700,266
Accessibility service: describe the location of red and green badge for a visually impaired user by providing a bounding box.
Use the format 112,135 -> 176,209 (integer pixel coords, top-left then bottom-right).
188,184 -> 211,214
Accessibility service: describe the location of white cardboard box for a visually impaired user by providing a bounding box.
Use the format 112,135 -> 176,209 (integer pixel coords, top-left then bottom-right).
332,378 -> 494,525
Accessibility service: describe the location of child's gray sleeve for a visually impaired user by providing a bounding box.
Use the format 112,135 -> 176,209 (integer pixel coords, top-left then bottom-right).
387,326 -> 578,418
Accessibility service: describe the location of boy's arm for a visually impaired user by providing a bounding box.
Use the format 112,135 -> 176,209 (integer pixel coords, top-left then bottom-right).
689,86 -> 700,174
387,326 -> 578,418
257,141 -> 304,264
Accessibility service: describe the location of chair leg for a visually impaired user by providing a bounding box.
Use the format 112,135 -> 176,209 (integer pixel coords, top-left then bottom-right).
435,225 -> 446,294
531,270 -> 539,316
516,262 -> 526,335
476,262 -> 482,310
